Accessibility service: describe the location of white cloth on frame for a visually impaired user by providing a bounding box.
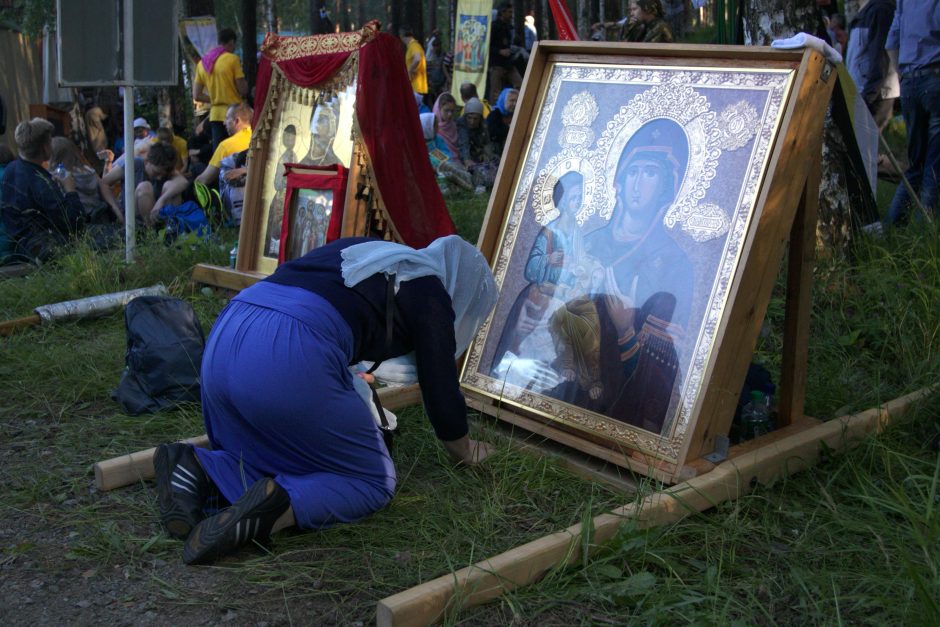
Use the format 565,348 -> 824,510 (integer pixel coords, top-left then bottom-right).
771,32 -> 843,64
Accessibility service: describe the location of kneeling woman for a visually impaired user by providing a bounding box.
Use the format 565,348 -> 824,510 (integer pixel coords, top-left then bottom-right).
154,235 -> 498,564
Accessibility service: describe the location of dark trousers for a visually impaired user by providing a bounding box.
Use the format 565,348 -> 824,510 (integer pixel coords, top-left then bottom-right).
887,69 -> 940,225
210,121 -> 228,154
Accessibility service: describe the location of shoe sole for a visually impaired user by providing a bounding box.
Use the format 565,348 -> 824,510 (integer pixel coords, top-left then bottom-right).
183,478 -> 282,565
154,443 -> 202,540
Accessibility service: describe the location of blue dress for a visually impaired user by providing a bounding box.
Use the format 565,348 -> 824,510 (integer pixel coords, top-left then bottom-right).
195,237 -> 467,529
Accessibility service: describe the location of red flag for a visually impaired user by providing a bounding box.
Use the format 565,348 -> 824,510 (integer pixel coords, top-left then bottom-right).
549,0 -> 580,40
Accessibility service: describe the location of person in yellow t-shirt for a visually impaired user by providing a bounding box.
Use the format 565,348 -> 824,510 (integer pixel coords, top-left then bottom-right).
197,103 -> 253,188
400,26 -> 427,96
193,28 -> 248,152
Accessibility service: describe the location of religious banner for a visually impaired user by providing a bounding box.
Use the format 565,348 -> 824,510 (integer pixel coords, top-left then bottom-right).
450,0 -> 492,105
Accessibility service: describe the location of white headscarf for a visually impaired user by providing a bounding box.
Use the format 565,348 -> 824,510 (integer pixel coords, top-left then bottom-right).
419,112 -> 436,141
340,235 -> 498,358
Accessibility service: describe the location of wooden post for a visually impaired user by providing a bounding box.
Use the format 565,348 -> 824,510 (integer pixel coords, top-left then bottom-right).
778,148 -> 822,427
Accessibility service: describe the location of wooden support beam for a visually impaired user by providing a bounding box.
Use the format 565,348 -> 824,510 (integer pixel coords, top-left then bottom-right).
0,313 -> 41,337
376,387 -> 935,627
93,384 -> 423,491
94,434 -> 210,492
778,147 -> 823,427
191,264 -> 263,292
0,263 -> 35,279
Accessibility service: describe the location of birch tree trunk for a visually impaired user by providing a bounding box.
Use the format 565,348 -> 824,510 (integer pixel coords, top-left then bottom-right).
742,0 -> 860,250
577,0 -> 590,40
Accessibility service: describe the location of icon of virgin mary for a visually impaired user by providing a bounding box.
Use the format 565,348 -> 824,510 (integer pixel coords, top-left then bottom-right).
550,117 -> 694,433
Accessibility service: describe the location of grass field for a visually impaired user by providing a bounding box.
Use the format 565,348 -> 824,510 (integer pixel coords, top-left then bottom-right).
1,185 -> 938,624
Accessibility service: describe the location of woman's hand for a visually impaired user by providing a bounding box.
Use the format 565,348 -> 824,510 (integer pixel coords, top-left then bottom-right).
442,435 -> 495,466
603,267 -> 635,336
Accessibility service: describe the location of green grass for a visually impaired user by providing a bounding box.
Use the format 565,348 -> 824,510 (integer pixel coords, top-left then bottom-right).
1,191 -> 939,623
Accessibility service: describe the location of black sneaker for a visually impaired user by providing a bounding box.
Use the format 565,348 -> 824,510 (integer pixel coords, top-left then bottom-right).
154,443 -> 214,540
183,477 -> 290,565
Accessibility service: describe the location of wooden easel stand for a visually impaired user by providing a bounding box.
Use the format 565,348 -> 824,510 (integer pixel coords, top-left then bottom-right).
375,386 -> 934,627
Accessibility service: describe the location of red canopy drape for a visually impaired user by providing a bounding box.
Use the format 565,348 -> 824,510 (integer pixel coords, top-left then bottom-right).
252,26 -> 456,249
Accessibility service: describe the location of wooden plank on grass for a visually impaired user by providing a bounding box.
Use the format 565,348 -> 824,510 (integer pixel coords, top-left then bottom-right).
191,264 -> 263,292
375,387 -> 935,627
93,384 -> 423,491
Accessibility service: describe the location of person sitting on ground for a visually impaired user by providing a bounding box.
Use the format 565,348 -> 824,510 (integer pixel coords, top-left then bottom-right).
193,28 -> 248,151
196,103 -> 252,188
0,118 -> 85,263
433,93 -> 461,163
102,142 -> 189,228
459,82 -> 491,118
50,137 -> 122,224
218,149 -> 248,225
154,126 -> 189,173
152,235 -> 498,564
487,87 -> 519,157
420,112 -> 473,191
131,117 -> 155,159
457,98 -> 498,193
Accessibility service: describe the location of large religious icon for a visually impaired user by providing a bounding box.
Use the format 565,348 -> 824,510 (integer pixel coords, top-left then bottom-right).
278,163 -> 348,264
283,189 -> 334,260
461,44 -> 809,474
256,83 -> 356,273
454,14 -> 488,72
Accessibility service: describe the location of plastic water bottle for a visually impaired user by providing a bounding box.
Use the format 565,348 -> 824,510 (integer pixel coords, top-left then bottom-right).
52,163 -> 67,179
229,244 -> 238,268
741,390 -> 772,440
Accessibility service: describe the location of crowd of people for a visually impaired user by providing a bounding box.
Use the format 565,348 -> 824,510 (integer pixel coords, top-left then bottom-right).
0,27 -> 254,265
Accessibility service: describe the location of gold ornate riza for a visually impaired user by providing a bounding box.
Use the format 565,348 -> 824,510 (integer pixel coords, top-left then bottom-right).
530,91 -> 599,226
462,63 -> 793,462
594,78 -> 728,243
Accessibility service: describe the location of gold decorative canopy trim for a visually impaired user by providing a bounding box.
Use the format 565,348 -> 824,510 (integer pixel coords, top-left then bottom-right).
260,20 -> 381,62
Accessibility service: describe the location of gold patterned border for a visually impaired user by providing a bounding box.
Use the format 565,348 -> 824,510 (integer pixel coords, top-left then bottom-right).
260,20 -> 380,62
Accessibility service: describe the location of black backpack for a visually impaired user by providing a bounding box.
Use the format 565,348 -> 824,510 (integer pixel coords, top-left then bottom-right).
111,295 -> 205,415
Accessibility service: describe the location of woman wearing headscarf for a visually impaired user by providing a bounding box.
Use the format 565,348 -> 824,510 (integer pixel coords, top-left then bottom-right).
487,88 -> 519,157
432,93 -> 461,162
457,97 -> 499,192
153,235 -> 498,564
420,112 -> 474,191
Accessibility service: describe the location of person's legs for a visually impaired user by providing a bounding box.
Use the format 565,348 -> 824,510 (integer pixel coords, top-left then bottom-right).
210,120 -> 227,152
917,73 -> 940,217
869,97 -> 895,134
135,181 -> 155,227
154,442 -> 224,539
887,76 -> 924,225
185,284 -> 395,561
488,65 -> 506,102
